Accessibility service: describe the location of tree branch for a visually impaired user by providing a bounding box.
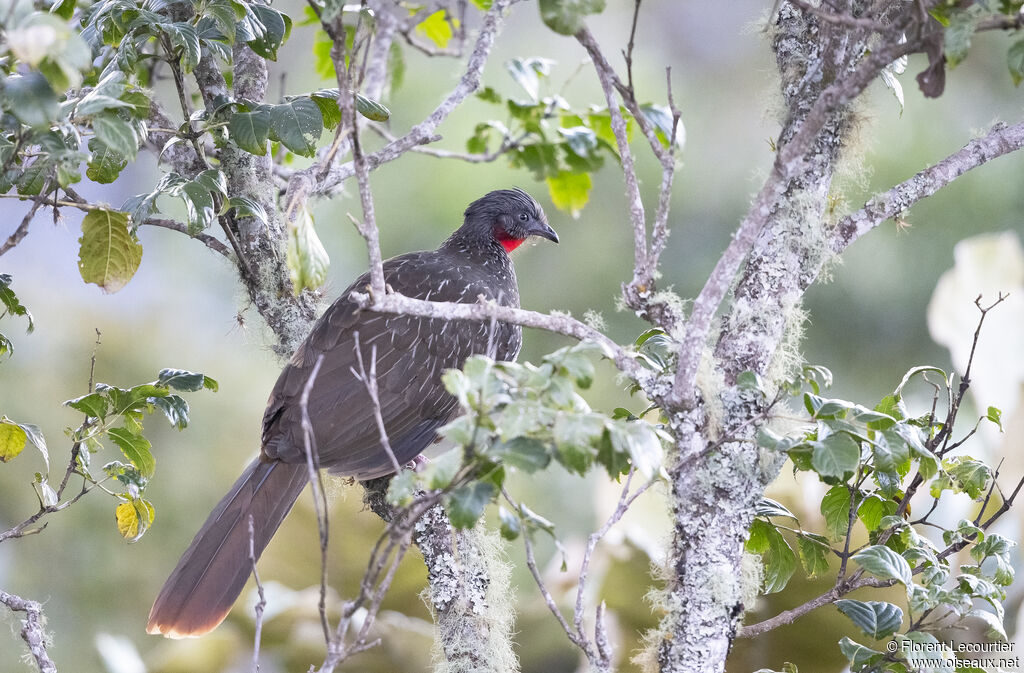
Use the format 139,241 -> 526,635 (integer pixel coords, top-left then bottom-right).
671,26 -> 919,408
0,589 -> 57,673
282,0 -> 515,216
738,576 -> 894,638
831,120 -> 1024,255
349,289 -> 646,382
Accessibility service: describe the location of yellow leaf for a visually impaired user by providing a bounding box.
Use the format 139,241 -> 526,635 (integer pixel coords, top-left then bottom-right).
0,420 -> 27,462
115,498 -> 155,542
77,209 -> 142,293
115,501 -> 139,539
416,10 -> 457,49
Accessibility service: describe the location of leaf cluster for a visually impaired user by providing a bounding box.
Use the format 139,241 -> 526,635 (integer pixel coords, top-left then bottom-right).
386,343 -> 665,534
752,364 -> 1014,671
469,57 -> 677,217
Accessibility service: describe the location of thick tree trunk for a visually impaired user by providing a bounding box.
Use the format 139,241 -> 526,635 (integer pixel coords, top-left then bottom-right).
656,5 -> 870,670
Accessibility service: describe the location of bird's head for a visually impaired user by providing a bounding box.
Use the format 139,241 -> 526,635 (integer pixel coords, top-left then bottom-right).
458,188 -> 559,253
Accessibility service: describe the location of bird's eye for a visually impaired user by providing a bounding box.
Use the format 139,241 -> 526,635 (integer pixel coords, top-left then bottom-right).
518,212 -> 529,222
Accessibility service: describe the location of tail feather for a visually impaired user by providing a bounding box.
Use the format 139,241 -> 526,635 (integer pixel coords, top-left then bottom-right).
147,459 -> 308,638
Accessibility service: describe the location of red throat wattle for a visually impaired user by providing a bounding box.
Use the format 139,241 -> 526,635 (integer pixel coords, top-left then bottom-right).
496,231 -> 525,253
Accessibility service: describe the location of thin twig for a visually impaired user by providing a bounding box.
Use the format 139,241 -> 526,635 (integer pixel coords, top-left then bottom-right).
248,515 -> 266,673
298,353 -> 332,643
351,333 -> 402,473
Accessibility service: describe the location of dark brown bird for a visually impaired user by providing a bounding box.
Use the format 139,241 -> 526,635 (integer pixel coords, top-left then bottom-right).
147,188 -> 557,638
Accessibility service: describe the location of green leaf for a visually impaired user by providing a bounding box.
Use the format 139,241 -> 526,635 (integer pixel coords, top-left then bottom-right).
538,0 -> 606,36
811,432 -> 860,479
546,170 -> 591,219
985,405 -> 1003,431
0,274 -> 34,332
836,599 -> 903,639
416,9 -> 455,49
445,480 -> 496,529
92,113 -> 139,159
86,137 -> 128,184
796,533 -> 831,578
505,57 -> 554,101
16,159 -> 50,197
0,419 -> 28,462
639,103 -> 683,149
748,519 -> 796,594
270,98 -> 323,157
229,109 -> 270,155
968,608 -> 1007,642
286,205 -> 330,293
756,497 -> 797,520
355,93 -> 390,122
77,209 -> 142,293
947,456 -> 991,499
115,496 -> 155,542
309,95 -> 341,130
857,494 -> 891,532
65,391 -> 109,419
821,485 -> 855,541
1009,39 -> 1024,86
51,0 -> 76,20
421,448 -> 461,489
489,436 -> 551,472
165,22 -> 201,73
893,366 -> 948,399
243,4 -> 290,60
944,10 -> 978,69
186,187 -> 217,232
837,637 -> 884,669
157,368 -> 218,392
386,469 -> 417,506
607,420 -> 662,480
107,427 -> 155,478
227,196 -> 268,226
151,395 -> 189,430
852,545 -> 913,589
498,505 -> 520,540
4,72 -> 59,127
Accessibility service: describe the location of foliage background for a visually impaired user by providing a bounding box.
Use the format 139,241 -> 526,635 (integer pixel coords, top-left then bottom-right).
0,0 -> 1022,671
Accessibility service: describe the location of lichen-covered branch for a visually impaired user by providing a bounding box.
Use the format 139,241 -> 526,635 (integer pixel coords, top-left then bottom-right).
575,27 -> 682,332
670,5 -> 920,408
831,120 -> 1024,256
349,289 -> 646,382
0,589 -> 56,673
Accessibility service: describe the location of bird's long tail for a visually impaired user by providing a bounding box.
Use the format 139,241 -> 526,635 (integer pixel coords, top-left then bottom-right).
146,459 -> 308,638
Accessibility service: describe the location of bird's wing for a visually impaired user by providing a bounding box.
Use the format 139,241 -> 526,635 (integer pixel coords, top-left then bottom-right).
260,253 -> 516,479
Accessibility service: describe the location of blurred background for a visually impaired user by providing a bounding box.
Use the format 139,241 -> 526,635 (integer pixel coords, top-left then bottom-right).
1,1 -> 1023,671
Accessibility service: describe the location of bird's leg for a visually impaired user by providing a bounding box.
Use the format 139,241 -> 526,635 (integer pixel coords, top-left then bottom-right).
405,454 -> 429,472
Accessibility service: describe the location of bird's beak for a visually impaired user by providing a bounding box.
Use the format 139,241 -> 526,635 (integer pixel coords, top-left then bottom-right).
528,221 -> 559,244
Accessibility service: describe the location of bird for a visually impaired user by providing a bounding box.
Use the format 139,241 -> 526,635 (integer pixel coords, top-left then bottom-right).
146,188 -> 558,638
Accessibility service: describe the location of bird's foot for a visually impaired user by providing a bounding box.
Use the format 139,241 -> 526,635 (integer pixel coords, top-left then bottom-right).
406,454 -> 429,472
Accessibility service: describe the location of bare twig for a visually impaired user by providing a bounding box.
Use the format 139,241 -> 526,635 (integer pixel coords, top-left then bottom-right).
282,0 -> 515,215
348,290 -> 645,382
141,218 -> 235,259
298,354 -> 332,643
0,176 -> 51,257
739,576 -> 895,637
351,333 -> 402,473
248,515 -> 266,673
